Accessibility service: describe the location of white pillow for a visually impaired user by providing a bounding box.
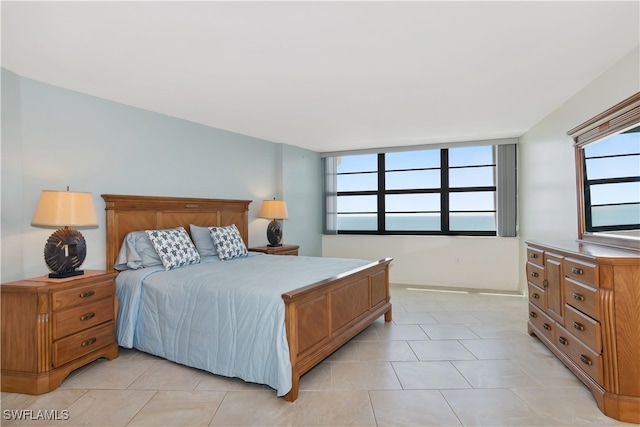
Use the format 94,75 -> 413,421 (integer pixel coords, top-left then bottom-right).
145,227 -> 201,270
209,224 -> 248,261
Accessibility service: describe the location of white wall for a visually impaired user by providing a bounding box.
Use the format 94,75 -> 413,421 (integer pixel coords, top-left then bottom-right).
1,70 -> 323,282
323,235 -> 520,291
518,46 -> 639,290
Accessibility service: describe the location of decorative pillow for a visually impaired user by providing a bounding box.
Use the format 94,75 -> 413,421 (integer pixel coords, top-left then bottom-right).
145,227 -> 201,270
189,224 -> 217,257
114,231 -> 163,270
209,224 -> 248,261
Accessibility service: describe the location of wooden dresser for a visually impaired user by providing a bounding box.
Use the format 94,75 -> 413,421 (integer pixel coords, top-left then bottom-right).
1,270 -> 119,394
526,240 -> 640,423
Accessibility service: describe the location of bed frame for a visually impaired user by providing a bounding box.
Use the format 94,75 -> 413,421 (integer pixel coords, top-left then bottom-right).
102,194 -> 392,401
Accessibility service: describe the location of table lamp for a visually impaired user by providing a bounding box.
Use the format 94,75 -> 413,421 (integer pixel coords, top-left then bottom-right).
258,199 -> 288,247
31,189 -> 98,278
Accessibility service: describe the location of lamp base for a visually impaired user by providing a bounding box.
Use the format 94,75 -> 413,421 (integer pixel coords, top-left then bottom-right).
48,270 -> 84,279
266,243 -> 283,247
266,219 -> 283,247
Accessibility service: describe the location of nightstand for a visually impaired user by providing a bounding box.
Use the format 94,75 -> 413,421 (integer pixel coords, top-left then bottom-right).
1,270 -> 119,394
249,244 -> 299,256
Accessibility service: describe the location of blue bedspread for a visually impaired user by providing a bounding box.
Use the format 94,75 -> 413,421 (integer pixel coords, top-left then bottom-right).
115,253 -> 370,396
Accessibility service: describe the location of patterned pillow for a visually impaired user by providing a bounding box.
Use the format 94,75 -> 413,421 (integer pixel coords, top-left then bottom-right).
145,227 -> 201,270
209,224 -> 248,261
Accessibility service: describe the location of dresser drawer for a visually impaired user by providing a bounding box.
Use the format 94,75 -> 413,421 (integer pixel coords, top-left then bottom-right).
51,280 -> 114,311
528,283 -> 545,310
564,304 -> 601,352
527,247 -> 544,267
52,322 -> 115,368
564,277 -> 598,320
52,297 -> 114,340
528,303 -> 555,343
556,324 -> 603,384
526,262 -> 545,288
565,258 -> 597,287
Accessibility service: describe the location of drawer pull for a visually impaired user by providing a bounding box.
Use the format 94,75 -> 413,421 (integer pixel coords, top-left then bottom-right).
558,336 -> 569,346
530,272 -> 539,278
81,338 -> 97,347
531,292 -> 540,299
571,267 -> 584,275
530,253 -> 538,259
529,311 -> 538,318
579,355 -> 593,366
543,323 -> 552,331
572,293 -> 585,301
80,312 -> 95,321
79,290 -> 95,298
573,321 -> 585,332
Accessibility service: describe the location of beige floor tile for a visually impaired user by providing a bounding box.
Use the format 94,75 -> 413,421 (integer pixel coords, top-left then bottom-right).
293,390 -> 376,426
59,357 -> 156,390
392,361 -> 471,389
430,311 -> 483,324
356,341 -> 418,362
369,323 -> 429,341
392,311 -> 438,325
408,340 -> 476,361
442,388 -> 555,426
512,387 -> 635,426
330,361 -> 402,391
466,322 -> 530,339
298,361 -> 332,391
325,339 -> 360,361
510,357 -> 584,388
209,390 -> 295,426
127,390 -> 225,426
194,373 -> 270,392
420,323 -> 479,340
64,389 -> 155,426
127,359 -> 208,391
370,389 -> 462,426
452,359 -> 543,388
0,389 -> 87,427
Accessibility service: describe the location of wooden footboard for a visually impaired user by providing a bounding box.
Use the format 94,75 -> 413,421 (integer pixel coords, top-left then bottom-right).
281,257 -> 392,401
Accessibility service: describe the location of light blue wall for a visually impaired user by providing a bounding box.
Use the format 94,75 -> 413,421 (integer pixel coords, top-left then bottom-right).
1,69 -> 322,282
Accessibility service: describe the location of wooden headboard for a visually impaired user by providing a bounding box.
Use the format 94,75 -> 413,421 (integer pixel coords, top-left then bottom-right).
101,194 -> 251,271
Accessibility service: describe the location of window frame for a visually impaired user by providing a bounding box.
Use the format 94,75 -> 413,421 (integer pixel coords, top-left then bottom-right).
332,147 -> 498,236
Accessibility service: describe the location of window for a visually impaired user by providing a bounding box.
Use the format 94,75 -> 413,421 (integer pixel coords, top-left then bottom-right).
323,141 -> 517,236
582,125 -> 640,232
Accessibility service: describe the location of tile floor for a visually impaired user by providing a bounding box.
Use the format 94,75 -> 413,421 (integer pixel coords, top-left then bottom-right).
2,285 -> 637,426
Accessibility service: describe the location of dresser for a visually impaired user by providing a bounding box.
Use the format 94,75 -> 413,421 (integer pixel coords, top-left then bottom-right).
249,244 -> 299,256
526,240 -> 640,423
1,270 -> 119,394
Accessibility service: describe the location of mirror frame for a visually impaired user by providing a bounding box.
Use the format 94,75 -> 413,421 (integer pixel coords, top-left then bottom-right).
567,92 -> 640,251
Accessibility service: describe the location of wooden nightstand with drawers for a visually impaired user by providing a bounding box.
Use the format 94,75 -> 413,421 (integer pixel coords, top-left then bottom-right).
249,244 -> 299,256
1,270 -> 119,394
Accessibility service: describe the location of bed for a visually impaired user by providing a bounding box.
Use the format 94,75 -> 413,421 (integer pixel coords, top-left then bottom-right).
102,194 -> 392,401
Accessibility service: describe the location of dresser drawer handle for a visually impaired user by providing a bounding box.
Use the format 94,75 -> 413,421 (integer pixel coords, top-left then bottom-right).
543,323 -> 552,331
558,337 -> 568,346
530,272 -> 539,278
571,267 -> 584,275
80,312 -> 95,321
579,354 -> 593,366
529,311 -> 538,318
531,292 -> 540,299
79,290 -> 95,298
530,253 -> 538,259
573,321 -> 585,332
572,293 -> 585,301
81,338 -> 97,347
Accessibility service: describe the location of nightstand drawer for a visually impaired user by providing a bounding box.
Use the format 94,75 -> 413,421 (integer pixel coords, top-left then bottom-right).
51,280 -> 113,311
564,277 -> 598,319
53,322 -> 115,368
52,297 -> 114,340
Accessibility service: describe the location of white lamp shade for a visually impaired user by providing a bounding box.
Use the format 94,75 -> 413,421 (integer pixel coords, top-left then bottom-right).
31,190 -> 98,227
258,200 -> 288,219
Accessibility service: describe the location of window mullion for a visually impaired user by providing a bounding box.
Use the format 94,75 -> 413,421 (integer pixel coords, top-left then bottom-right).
441,149 -> 449,232
378,153 -> 385,232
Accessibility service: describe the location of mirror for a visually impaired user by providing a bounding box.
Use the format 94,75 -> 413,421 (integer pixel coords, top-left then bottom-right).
568,92 -> 640,251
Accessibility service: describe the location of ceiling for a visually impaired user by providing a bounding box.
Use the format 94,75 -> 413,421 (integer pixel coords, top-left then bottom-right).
2,1 -> 639,153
